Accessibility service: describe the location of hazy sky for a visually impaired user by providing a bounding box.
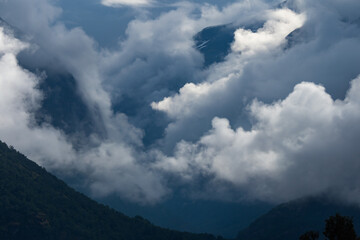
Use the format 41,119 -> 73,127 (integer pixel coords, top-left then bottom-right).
1,0 -> 360,206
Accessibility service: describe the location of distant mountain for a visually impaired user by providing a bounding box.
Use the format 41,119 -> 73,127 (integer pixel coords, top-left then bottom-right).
194,24 -> 236,67
0,16 -> 98,139
20,66 -> 99,138
101,194 -> 271,239
236,196 -> 360,240
0,140 -> 224,240
194,19 -> 309,68
193,21 -> 269,68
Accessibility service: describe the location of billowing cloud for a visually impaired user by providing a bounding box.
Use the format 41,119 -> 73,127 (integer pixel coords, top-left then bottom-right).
154,76 -> 360,203
150,0 -> 360,203
152,8 -> 306,117
232,8 -> 306,55
1,0 -> 360,207
101,0 -> 154,7
151,7 -> 307,149
0,14 -> 167,204
100,0 -> 270,147
0,26 -> 75,168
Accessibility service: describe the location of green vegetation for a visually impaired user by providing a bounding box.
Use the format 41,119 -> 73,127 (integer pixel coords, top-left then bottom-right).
0,140 -> 223,240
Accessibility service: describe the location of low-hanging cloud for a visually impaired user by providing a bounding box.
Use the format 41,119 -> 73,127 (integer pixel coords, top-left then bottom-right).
151,0 -> 360,203
154,76 -> 360,203
0,8 -> 167,204
152,8 -> 306,116
1,0 -> 360,206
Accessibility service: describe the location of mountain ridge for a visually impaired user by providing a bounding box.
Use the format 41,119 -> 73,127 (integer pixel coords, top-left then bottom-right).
236,196 -> 360,240
0,140 -> 224,240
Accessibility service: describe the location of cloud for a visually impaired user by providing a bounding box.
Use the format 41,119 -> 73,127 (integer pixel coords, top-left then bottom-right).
0,0 -> 276,204
1,0 -> 360,206
100,0 -> 270,147
154,76 -> 360,203
152,8 -> 306,116
0,26 -> 76,169
0,8 -> 167,204
150,0 -> 360,203
101,0 -> 154,7
231,8 -> 306,55
151,7 -> 307,149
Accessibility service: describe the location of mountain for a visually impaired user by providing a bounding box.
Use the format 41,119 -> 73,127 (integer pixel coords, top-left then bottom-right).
100,194 -> 271,239
194,21 -> 277,68
0,140 -> 224,240
194,24 -> 236,67
22,66 -> 99,138
236,196 -> 360,240
0,16 -> 98,139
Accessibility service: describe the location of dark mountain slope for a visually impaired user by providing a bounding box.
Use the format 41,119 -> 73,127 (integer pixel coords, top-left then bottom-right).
1,16 -> 99,139
194,24 -> 236,67
193,22 -> 265,68
0,140 -> 223,240
236,196 -> 360,240
101,194 -> 271,239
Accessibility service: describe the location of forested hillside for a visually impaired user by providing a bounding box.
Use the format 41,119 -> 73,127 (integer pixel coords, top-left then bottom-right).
0,141 -> 222,240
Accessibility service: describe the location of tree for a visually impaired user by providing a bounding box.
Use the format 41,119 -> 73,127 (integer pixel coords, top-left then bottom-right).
323,214 -> 357,240
299,231 -> 319,240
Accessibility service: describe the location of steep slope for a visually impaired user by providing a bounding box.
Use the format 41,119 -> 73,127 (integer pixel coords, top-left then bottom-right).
0,140 -> 223,240
236,196 -> 360,240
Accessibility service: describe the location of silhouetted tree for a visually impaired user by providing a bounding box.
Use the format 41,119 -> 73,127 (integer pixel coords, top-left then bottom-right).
299,231 -> 319,240
323,214 -> 357,240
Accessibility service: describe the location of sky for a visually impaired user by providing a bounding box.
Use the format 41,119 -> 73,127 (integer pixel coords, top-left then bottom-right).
0,0 -> 360,208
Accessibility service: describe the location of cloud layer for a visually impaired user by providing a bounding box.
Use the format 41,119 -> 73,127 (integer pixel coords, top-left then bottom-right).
0,8 -> 167,204
1,0 -> 360,206
154,77 -> 360,203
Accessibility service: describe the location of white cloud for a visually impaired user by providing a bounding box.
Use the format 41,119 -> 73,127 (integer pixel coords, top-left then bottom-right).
155,76 -> 360,203
150,7 -> 306,148
0,26 -> 76,168
153,8 -> 306,118
101,0 -> 154,7
151,76 -> 230,119
2,0 -> 360,206
232,8 -> 306,55
0,26 -> 167,204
